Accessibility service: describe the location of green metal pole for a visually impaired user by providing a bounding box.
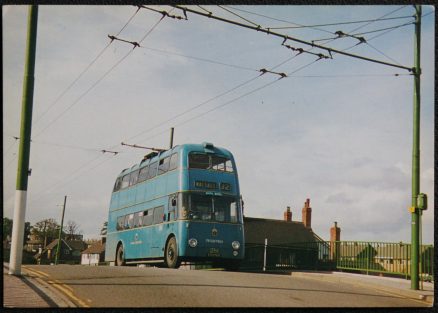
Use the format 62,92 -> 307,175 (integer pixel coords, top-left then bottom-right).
55,196 -> 67,265
8,5 -> 38,276
410,4 -> 421,291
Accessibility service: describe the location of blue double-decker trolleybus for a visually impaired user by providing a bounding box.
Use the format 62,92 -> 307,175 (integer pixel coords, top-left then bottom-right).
105,142 -> 244,269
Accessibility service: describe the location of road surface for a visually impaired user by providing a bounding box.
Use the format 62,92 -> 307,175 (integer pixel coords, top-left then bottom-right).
22,265 -> 430,307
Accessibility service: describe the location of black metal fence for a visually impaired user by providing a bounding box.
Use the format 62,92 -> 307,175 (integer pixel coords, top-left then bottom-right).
242,241 -> 434,281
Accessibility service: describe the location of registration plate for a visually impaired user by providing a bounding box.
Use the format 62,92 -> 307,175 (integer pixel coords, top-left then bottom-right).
207,248 -> 220,257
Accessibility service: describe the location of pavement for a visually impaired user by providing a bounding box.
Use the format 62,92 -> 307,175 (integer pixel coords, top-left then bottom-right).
3,262 -> 435,308
290,270 -> 435,305
3,263 -> 75,308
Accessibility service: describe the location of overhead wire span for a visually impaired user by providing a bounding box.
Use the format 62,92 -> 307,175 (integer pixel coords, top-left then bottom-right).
172,5 -> 413,72
7,134 -> 120,154
348,5 -> 409,34
285,73 -> 410,78
33,15 -> 165,139
311,30 -> 367,45
267,15 -> 415,30
364,41 -> 404,66
351,21 -> 415,36
259,68 -> 287,79
218,5 -> 261,28
197,5 -> 212,15
139,5 -> 187,20
282,39 -> 331,59
33,7 -> 141,126
139,45 -> 258,72
224,5 -> 333,35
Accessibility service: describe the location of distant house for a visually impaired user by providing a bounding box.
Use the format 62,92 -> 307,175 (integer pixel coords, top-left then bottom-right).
242,199 -> 324,270
25,234 -> 44,253
35,239 -> 87,264
81,241 -> 105,266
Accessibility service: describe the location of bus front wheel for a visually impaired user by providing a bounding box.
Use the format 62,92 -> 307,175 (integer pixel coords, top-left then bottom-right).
164,237 -> 180,269
116,244 -> 125,266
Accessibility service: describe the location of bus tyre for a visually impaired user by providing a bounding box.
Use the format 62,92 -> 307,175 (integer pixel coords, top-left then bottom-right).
116,244 -> 125,266
164,237 -> 180,269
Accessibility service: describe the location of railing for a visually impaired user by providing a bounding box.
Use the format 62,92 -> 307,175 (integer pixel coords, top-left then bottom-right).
242,241 -> 434,282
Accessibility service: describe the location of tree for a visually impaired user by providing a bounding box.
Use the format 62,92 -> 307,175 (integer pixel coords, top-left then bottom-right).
3,217 -> 31,245
64,220 -> 82,240
3,217 -> 13,238
31,218 -> 61,247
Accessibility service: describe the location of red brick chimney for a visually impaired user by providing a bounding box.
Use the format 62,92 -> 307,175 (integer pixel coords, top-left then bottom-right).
330,221 -> 341,259
284,206 -> 292,222
302,198 -> 311,228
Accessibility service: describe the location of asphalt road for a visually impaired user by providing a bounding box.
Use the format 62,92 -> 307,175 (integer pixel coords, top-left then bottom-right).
23,265 -> 430,308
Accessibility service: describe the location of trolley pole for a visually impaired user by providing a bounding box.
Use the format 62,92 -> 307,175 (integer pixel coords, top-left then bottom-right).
55,196 -> 67,265
169,127 -> 175,149
410,4 -> 422,291
8,5 -> 38,276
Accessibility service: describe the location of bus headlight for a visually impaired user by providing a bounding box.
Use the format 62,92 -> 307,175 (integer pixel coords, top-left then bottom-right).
232,241 -> 240,250
188,238 -> 198,248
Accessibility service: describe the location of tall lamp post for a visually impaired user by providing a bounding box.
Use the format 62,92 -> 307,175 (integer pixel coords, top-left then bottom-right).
8,5 -> 38,276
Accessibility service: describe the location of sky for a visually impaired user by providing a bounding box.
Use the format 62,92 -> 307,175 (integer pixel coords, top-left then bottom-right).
3,5 -> 435,244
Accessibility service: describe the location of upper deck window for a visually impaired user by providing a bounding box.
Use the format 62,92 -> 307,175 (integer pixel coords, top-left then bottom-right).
158,156 -> 170,175
138,165 -> 149,183
121,174 -> 130,189
147,162 -> 158,179
169,153 -> 178,171
129,169 -> 139,186
189,153 -> 234,172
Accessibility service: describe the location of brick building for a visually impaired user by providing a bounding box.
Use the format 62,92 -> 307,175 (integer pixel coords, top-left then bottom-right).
242,198 -> 325,270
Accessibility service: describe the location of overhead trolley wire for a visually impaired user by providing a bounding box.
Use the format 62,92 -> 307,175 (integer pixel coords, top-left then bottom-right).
218,5 -> 261,28
138,45 -> 258,72
348,5 -> 408,34
137,58 -> 323,145
267,15 -> 415,30
27,13 -> 170,200
122,52 -> 303,144
33,7 -> 141,126
364,41 -> 404,66
224,5 -> 333,35
33,14 -> 165,139
173,5 -> 413,72
30,153 -> 110,202
351,21 -> 415,37
307,5 -> 411,66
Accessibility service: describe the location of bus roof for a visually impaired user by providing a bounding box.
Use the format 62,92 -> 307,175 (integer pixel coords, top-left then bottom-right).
116,142 -> 234,178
